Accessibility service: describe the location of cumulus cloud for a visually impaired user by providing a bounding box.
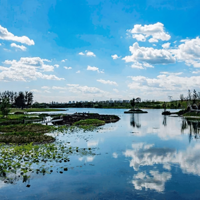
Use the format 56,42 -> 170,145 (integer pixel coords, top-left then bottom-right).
97,79 -> 118,86
162,42 -> 171,49
41,86 -> 50,90
128,22 -> 171,42
0,25 -> 34,45
128,72 -> 200,94
64,66 -> 72,70
172,37 -> 200,68
66,84 -> 106,94
79,50 -> 96,57
123,42 -> 176,65
78,52 -> 85,55
54,64 -> 59,68
111,54 -> 120,60
132,34 -> 146,42
10,43 -> 26,51
87,66 -> 104,73
131,62 -> 154,69
0,57 -> 64,82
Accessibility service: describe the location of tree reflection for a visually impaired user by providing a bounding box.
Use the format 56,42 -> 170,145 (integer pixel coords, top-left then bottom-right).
181,118 -> 200,142
130,114 -> 141,128
163,115 -> 167,126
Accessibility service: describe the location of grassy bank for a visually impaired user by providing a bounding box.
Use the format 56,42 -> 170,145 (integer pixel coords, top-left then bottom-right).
0,124 -> 54,144
10,108 -> 66,113
73,119 -> 105,126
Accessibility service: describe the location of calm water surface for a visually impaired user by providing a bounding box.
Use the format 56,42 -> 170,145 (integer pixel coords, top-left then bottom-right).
1,108 -> 200,200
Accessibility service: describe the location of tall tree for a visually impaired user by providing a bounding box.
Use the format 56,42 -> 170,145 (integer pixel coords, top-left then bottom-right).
15,91 -> 25,109
27,92 -> 33,106
0,98 -> 10,118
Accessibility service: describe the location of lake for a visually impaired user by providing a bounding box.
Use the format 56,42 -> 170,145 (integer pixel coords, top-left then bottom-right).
1,108 -> 200,200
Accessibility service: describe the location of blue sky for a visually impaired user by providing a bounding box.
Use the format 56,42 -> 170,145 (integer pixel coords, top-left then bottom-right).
1,0 -> 200,102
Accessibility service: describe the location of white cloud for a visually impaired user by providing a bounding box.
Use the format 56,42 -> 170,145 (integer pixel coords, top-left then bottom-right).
10,43 -> 27,51
54,64 -> 59,68
128,22 -> 171,42
132,34 -> 146,42
0,57 -> 64,82
148,38 -> 158,43
31,89 -> 41,93
87,65 -> 104,73
52,86 -> 67,90
123,42 -> 176,65
97,79 -> 118,86
76,70 -> 80,73
162,42 -> 171,49
66,84 -> 106,94
127,72 -> 200,94
79,50 -> 96,57
124,60 -> 155,71
111,54 -> 120,59
64,66 -> 72,70
86,51 -> 96,57
172,37 -> 200,68
0,25 -> 34,45
41,86 -> 50,90
79,52 -> 85,55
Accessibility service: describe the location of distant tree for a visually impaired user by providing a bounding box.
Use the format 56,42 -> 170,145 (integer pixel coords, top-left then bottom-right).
130,98 -> 136,109
130,97 -> 141,109
0,98 -> 10,118
188,90 -> 191,101
27,92 -> 33,106
15,91 -> 25,109
193,89 -> 198,104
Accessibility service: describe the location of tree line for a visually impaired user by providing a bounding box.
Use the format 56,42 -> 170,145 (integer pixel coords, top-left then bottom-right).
0,91 -> 34,109
180,90 -> 200,104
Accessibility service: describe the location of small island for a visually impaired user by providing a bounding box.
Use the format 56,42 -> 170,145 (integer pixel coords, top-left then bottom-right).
124,97 -> 148,114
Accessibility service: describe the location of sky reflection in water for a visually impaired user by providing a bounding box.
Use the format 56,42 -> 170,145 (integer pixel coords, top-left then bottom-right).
1,108 -> 200,199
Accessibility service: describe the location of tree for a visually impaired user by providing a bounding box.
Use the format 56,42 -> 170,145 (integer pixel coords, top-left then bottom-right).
130,97 -> 141,109
27,92 -> 33,106
0,98 -> 10,118
130,98 -> 136,109
193,89 -> 198,104
188,90 -> 191,101
15,91 -> 25,109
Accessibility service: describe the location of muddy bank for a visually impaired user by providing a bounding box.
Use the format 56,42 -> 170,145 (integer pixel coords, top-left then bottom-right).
53,113 -> 120,125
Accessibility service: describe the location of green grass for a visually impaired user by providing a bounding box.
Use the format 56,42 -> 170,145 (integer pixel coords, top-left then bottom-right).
183,112 -> 200,117
73,119 -> 105,126
10,108 -> 66,113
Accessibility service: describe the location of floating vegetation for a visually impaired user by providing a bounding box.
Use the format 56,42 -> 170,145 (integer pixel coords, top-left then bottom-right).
0,142 -> 96,186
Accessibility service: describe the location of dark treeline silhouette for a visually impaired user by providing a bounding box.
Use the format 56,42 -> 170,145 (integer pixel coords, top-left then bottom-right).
0,91 -> 33,109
